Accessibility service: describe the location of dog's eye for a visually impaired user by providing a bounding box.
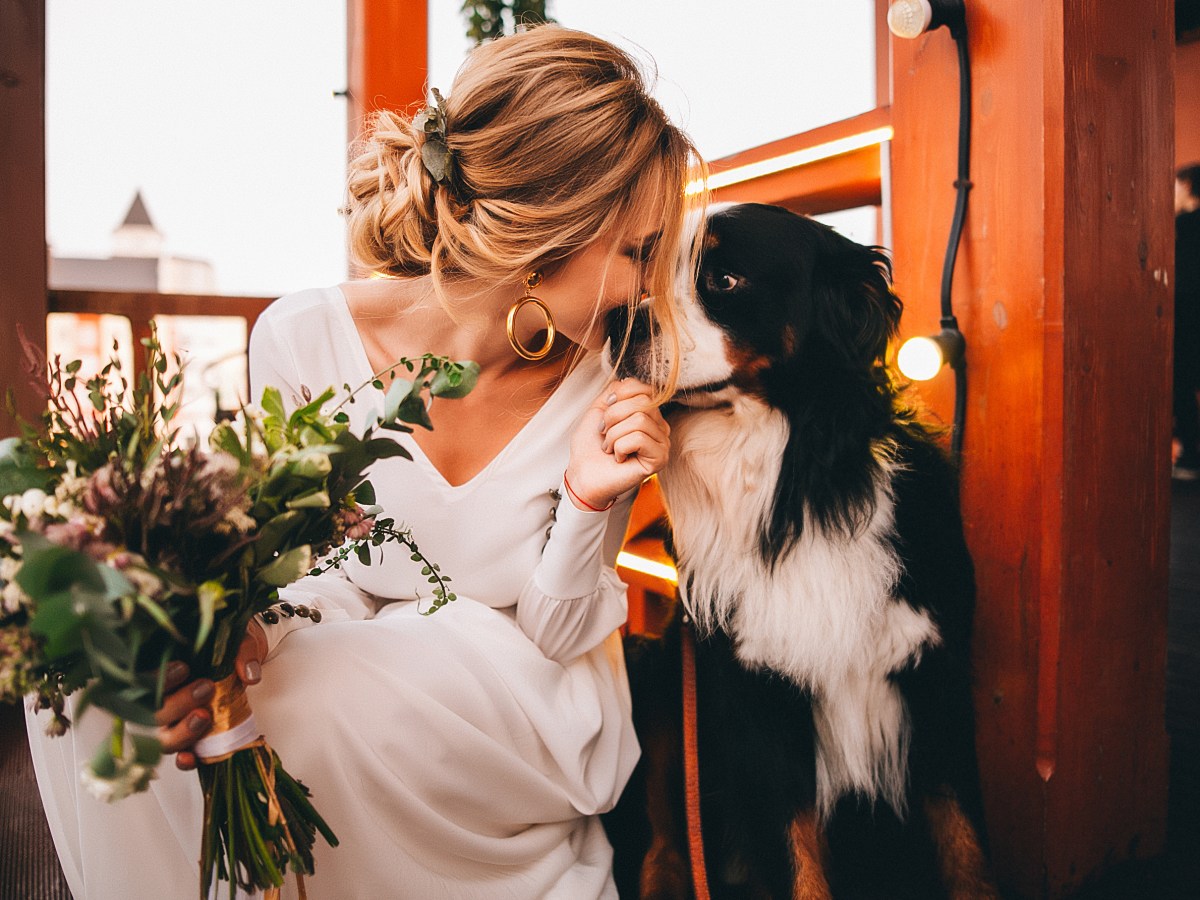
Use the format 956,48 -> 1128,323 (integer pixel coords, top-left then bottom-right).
705,270 -> 743,293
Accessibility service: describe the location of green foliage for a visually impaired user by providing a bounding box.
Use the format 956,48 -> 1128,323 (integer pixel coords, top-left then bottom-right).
461,0 -> 553,43
1,332 -> 478,897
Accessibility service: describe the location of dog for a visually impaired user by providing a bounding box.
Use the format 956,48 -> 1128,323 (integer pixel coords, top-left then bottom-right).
603,203 -> 998,899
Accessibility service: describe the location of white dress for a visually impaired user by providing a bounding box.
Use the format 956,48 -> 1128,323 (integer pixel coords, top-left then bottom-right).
26,286 -> 641,899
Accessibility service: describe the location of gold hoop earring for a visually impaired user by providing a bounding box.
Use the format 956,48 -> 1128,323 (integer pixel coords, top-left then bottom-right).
506,271 -> 556,361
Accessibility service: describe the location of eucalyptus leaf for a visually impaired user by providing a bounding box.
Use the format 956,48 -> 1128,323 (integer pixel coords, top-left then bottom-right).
420,140 -> 453,184
195,580 -> 227,654
258,545 -> 314,587
286,490 -> 330,510
260,386 -> 286,421
83,684 -> 157,727
382,378 -> 414,423
254,510 -> 306,564
131,732 -> 162,767
0,438 -> 51,496
398,394 -> 433,431
355,481 -> 377,506
429,361 -> 480,399
89,742 -> 117,778
15,537 -> 109,598
288,387 -> 337,428
364,438 -> 413,461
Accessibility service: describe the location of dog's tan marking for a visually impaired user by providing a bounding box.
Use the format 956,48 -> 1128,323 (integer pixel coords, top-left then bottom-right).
725,341 -> 773,397
923,789 -> 1001,899
788,810 -> 833,900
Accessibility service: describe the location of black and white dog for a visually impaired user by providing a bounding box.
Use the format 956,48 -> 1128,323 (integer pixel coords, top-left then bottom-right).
604,203 -> 997,899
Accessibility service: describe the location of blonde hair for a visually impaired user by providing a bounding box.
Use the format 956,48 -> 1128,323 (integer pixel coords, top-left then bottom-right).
345,24 -> 707,396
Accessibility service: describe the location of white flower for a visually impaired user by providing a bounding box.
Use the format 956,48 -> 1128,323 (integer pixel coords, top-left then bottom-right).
123,565 -> 163,599
79,757 -> 156,803
217,506 -> 257,535
18,489 -> 48,520
0,557 -> 29,615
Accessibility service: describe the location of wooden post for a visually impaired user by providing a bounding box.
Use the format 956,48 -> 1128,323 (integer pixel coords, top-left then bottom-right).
0,0 -> 47,436
890,2 -> 1172,896
346,0 -> 430,142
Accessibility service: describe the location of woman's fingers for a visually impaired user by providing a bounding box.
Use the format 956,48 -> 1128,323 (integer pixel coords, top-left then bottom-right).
154,675 -> 213,728
155,660 -> 214,755
601,413 -> 669,460
236,621 -> 267,686
601,396 -> 666,434
157,692 -> 213,755
156,625 -> 268,767
609,428 -> 669,469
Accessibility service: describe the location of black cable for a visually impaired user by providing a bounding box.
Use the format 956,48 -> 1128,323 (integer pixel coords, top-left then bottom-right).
941,20 -> 972,459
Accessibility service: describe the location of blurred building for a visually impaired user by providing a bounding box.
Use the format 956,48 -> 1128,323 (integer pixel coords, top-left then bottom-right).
46,192 -> 243,445
49,190 -> 215,293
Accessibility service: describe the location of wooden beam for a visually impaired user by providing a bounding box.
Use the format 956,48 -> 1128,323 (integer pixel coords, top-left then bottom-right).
0,1 -> 47,436
48,290 -> 274,328
709,107 -> 890,214
346,0 -> 429,141
890,3 -> 1172,896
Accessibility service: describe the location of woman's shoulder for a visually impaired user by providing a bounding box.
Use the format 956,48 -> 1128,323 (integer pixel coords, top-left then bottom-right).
254,286 -> 348,337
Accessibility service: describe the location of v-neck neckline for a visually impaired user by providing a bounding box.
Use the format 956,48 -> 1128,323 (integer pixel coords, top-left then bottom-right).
332,285 -> 595,492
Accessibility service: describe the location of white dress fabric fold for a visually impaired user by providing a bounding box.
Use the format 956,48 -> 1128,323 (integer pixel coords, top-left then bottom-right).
26,286 -> 640,899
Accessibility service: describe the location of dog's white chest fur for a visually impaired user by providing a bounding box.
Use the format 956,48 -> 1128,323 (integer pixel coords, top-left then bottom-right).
662,400 -> 940,817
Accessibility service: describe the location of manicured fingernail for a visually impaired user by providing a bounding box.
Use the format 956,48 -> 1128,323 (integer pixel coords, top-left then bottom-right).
187,712 -> 210,733
244,660 -> 262,685
191,681 -> 214,703
605,393 -> 617,405
599,421 -> 607,434
166,661 -> 188,683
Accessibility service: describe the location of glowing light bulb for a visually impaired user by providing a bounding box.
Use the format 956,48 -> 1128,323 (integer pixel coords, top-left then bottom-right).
888,0 -> 934,39
897,335 -> 945,381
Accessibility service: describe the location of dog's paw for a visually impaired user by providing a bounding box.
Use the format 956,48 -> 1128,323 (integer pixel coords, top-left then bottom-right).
640,839 -> 692,900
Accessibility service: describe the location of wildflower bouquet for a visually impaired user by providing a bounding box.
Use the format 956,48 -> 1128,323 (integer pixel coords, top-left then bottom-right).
0,330 -> 476,898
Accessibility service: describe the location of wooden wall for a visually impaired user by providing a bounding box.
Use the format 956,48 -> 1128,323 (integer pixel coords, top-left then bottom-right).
346,0 -> 429,141
0,0 -> 47,436
1178,38 -> 1200,166
891,2 -> 1173,896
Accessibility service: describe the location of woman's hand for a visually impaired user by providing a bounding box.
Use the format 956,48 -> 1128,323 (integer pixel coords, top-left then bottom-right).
168,620 -> 267,771
564,378 -> 670,510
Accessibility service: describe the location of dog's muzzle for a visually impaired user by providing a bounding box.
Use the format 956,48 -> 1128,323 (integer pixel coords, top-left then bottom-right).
605,303 -> 655,380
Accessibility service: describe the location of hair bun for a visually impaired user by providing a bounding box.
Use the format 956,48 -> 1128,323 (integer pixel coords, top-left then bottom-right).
346,109 -> 442,276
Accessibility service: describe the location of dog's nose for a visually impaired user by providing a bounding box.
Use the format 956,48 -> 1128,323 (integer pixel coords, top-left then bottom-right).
604,304 -> 652,379
605,303 -> 653,377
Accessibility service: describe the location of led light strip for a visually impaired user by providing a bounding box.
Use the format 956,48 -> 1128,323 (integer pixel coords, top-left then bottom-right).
616,551 -> 679,585
686,125 -> 894,195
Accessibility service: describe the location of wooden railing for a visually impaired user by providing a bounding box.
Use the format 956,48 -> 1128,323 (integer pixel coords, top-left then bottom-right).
48,289 -> 276,377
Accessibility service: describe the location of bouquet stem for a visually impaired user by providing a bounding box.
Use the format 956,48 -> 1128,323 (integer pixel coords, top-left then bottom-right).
196,676 -> 338,899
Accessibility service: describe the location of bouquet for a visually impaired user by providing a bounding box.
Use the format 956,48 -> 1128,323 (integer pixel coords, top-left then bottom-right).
0,328 -> 477,897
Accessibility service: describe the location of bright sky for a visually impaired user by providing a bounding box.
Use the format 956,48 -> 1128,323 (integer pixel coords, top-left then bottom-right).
47,1 -> 875,297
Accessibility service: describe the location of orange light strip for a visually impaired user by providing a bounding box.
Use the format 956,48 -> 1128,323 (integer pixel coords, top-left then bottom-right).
686,125 -> 895,195
616,551 -> 679,585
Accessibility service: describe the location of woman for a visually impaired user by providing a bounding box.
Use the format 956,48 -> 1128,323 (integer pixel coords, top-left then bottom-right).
27,24 -> 703,899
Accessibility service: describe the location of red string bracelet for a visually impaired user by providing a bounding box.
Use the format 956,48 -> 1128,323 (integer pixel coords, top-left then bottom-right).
563,472 -> 615,512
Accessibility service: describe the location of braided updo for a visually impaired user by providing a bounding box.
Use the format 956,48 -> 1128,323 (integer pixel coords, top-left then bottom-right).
345,25 -> 705,388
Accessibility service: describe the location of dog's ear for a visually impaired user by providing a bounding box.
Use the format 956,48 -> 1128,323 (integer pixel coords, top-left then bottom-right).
805,226 -> 902,368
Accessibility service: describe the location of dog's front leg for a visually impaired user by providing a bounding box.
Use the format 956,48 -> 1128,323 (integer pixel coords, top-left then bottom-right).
923,788 -> 1000,899
788,809 -> 832,900
639,719 -> 692,899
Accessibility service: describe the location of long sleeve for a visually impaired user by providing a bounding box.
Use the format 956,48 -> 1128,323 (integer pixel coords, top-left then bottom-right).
516,482 -> 635,664
247,304 -> 382,658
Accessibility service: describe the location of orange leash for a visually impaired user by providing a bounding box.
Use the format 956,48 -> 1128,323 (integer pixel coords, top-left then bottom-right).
681,615 -> 712,900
